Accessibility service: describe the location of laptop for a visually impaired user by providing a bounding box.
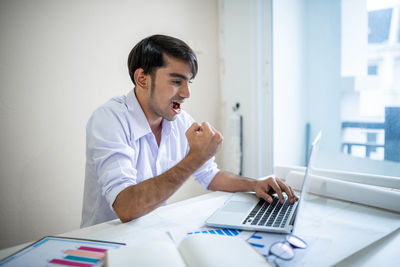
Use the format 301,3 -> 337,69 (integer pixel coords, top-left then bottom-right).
206,132 -> 321,234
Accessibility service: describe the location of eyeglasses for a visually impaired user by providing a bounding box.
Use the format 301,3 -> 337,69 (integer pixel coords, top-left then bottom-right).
267,234 -> 307,266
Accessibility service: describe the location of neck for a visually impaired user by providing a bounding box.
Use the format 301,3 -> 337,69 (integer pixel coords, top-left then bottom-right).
149,118 -> 163,134
134,89 -> 163,142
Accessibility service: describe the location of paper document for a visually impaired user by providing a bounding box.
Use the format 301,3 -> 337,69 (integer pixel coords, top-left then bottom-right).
0,236 -> 124,267
245,231 -> 332,266
107,234 -> 270,267
168,226 -> 254,245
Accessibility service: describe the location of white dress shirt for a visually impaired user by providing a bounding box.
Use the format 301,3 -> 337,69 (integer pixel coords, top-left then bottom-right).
81,90 -> 219,227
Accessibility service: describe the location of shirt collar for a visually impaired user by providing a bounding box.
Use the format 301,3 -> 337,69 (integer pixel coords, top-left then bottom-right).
127,90 -> 152,141
126,90 -> 173,141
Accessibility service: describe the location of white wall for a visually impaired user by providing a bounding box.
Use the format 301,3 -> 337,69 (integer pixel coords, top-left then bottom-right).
219,0 -> 273,178
0,0 -> 219,249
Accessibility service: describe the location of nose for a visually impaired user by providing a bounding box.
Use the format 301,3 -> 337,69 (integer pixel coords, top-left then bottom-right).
179,82 -> 191,99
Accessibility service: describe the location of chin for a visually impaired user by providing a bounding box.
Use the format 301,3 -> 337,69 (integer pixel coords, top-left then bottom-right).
164,114 -> 178,121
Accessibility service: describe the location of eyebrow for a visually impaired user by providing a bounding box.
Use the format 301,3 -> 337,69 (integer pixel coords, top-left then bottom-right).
169,73 -> 191,80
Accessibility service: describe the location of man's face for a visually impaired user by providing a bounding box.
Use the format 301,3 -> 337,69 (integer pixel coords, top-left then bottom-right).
146,55 -> 193,121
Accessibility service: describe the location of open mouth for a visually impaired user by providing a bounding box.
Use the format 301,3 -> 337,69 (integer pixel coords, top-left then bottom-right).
171,101 -> 181,113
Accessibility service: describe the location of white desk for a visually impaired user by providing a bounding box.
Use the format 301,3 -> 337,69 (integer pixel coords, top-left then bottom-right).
1,191 -> 399,266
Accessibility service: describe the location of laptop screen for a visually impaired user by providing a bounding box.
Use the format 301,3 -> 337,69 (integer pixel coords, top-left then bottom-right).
292,131 -> 321,233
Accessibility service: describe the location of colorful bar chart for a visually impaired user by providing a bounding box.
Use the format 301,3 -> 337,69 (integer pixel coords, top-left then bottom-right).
0,236 -> 125,267
48,245 -> 107,267
62,249 -> 104,259
187,228 -> 242,237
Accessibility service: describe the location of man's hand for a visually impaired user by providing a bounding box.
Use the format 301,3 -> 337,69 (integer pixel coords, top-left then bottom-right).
254,176 -> 298,204
113,121 -> 223,223
185,122 -> 223,167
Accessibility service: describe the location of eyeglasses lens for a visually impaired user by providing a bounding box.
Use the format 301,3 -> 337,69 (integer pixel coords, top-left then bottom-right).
270,242 -> 295,260
286,235 -> 307,249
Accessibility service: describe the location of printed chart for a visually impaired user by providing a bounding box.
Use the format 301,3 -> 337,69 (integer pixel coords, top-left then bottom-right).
0,236 -> 124,267
186,228 -> 242,237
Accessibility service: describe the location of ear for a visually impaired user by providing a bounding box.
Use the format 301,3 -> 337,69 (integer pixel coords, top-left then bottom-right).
134,68 -> 150,90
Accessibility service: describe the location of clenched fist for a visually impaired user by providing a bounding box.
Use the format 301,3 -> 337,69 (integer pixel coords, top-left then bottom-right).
185,122 -> 223,167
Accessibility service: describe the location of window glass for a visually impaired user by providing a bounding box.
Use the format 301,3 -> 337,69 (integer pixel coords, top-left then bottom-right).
368,8 -> 392,43
341,0 -> 400,166
273,0 -> 400,177
367,65 -> 378,75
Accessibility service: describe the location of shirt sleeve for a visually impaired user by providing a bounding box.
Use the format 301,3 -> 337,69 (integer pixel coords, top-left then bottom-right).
86,106 -> 137,210
181,112 -> 220,189
193,157 -> 220,189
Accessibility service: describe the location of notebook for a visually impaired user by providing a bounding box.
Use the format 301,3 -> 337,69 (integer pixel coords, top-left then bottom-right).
206,132 -> 321,234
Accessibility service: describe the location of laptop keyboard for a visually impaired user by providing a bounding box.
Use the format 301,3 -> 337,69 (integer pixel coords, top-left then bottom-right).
242,196 -> 294,228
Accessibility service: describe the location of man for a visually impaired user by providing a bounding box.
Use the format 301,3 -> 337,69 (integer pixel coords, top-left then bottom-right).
81,34 -> 298,228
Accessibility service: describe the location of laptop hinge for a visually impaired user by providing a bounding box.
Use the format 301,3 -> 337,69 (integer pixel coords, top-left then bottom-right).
289,205 -> 298,227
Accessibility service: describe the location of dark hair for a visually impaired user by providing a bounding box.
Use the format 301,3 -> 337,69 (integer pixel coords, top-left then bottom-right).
127,35 -> 198,85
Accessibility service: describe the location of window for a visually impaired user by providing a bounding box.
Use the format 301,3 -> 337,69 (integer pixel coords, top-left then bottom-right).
273,0 -> 400,177
368,8 -> 392,44
341,1 -> 400,163
367,65 -> 378,75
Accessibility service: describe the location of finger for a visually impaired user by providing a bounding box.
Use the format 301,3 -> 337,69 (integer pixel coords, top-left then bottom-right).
276,178 -> 293,201
213,131 -> 224,144
201,122 -> 213,135
211,127 -> 224,142
267,177 -> 284,204
291,186 -> 299,201
289,186 -> 298,203
186,122 -> 201,138
190,122 -> 201,132
286,186 -> 295,203
257,190 -> 274,204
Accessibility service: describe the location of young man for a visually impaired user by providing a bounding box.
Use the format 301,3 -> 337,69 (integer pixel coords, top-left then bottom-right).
81,35 -> 298,228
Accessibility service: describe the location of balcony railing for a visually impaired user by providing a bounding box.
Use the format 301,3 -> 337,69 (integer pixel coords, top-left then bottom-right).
341,107 -> 400,162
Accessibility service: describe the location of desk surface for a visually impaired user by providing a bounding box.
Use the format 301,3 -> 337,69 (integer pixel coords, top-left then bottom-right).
1,191 -> 399,266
